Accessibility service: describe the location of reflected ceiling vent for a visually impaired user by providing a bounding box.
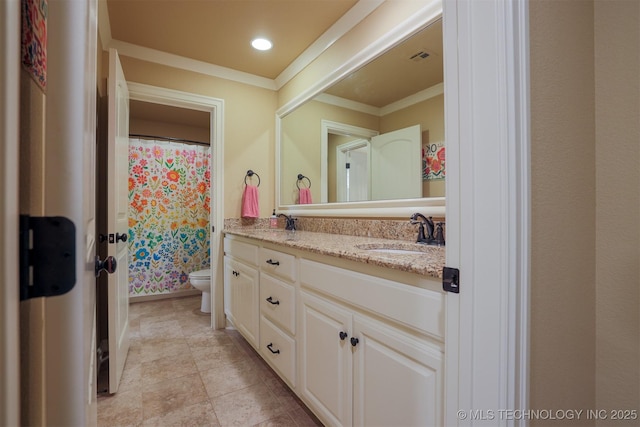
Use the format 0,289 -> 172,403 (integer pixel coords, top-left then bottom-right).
409,50 -> 430,62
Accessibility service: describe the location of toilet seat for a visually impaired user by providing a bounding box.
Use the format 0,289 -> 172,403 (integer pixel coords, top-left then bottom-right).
189,269 -> 211,280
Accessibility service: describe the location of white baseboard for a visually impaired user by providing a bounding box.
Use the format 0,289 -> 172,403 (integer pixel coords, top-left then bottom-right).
129,289 -> 201,304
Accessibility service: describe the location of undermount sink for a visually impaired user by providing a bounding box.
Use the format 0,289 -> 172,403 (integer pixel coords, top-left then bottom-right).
355,243 -> 431,255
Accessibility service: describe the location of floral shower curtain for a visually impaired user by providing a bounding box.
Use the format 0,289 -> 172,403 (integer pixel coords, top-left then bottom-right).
128,138 -> 211,295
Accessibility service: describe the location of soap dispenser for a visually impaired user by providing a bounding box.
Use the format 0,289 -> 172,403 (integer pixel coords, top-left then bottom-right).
270,209 -> 278,228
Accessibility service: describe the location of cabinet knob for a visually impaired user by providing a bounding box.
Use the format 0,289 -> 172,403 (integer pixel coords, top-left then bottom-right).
350,337 -> 359,347
266,296 -> 280,305
339,331 -> 348,340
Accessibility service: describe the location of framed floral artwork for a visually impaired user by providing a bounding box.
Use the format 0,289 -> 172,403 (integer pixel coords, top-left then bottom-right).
422,131 -> 445,181
21,0 -> 48,91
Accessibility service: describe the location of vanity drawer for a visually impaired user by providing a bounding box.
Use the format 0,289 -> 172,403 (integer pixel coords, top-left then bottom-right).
260,273 -> 296,334
260,247 -> 296,282
299,259 -> 445,340
224,237 -> 258,266
260,315 -> 296,387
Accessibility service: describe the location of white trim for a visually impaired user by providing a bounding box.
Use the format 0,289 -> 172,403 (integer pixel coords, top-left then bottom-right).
274,0 -> 384,88
130,289 -> 201,303
43,0 -> 98,423
380,82 -> 444,116
97,0 -> 111,51
444,0 -> 530,425
507,0 -> 531,415
112,40 -> 276,90
127,82 -> 226,330
0,1 -> 20,425
314,93 -> 381,117
279,197 -> 446,219
314,82 -> 444,117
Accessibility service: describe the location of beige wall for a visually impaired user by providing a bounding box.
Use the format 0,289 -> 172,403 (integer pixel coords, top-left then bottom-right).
129,118 -> 210,145
530,0 -> 596,422
530,0 -> 639,423
102,54 -> 278,219
594,0 -> 640,422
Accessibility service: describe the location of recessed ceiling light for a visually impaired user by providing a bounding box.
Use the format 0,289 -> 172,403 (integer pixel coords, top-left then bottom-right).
251,38 -> 272,51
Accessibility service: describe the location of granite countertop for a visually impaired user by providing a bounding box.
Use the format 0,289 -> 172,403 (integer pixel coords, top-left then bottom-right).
223,228 -> 446,279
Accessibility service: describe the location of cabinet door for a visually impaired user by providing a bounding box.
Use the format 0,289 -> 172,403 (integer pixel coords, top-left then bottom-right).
352,314 -> 443,427
226,258 -> 259,349
300,292 -> 353,427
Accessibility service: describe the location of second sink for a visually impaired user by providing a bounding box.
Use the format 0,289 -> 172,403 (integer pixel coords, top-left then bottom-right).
355,242 -> 439,255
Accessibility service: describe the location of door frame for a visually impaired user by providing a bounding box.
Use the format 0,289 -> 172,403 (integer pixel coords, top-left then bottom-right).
335,139 -> 370,203
320,120 -> 378,204
127,82 -> 225,328
443,0 -> 530,423
0,0 -> 20,424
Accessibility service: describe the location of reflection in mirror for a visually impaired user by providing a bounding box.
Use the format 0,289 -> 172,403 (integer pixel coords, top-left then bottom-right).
279,18 -> 444,207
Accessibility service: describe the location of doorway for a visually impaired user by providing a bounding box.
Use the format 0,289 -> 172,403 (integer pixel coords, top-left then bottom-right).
96,83 -> 225,396
335,139 -> 370,202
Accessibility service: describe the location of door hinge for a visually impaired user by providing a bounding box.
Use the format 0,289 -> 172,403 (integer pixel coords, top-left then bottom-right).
442,267 -> 459,293
19,215 -> 77,301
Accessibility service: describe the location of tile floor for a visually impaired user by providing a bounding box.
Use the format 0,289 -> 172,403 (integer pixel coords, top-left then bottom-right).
97,295 -> 323,427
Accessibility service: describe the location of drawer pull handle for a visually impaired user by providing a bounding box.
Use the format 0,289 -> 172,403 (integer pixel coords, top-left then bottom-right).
266,259 -> 280,266
267,343 -> 280,354
266,296 -> 280,305
232,270 -> 239,277
339,331 -> 348,341
350,337 -> 359,347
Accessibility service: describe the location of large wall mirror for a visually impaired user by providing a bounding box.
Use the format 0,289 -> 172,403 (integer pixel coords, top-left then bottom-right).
277,5 -> 445,218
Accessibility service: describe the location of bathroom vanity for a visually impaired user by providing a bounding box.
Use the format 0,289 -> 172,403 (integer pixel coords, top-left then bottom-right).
223,229 -> 446,426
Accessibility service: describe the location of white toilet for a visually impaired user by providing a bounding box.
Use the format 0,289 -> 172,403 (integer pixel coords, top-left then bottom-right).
189,269 -> 212,313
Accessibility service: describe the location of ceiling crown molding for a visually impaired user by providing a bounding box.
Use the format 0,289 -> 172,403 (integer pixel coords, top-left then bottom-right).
99,0 -> 383,91
274,0 -> 384,89
108,39 -> 277,90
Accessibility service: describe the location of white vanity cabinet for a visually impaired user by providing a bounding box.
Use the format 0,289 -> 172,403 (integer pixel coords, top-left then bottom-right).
223,234 -> 445,426
223,238 -> 260,349
299,259 -> 444,427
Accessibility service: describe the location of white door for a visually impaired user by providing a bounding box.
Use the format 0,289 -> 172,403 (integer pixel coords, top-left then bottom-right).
107,48 -> 131,393
370,125 -> 422,200
352,314 -> 443,426
28,0 -> 99,424
228,259 -> 260,348
299,291 -> 353,426
336,140 -> 369,202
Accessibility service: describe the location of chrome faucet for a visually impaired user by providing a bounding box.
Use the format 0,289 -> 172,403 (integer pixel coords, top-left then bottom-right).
410,213 -> 445,246
278,213 -> 297,231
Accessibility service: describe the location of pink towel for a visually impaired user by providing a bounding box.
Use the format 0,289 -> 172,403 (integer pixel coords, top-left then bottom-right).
299,188 -> 312,204
242,185 -> 259,218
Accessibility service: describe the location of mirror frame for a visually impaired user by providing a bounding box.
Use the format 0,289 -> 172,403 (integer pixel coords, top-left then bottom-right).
276,1 -> 445,217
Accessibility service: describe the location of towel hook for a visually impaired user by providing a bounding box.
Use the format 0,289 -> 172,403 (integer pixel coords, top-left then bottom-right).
245,170 -> 261,187
296,174 -> 311,189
